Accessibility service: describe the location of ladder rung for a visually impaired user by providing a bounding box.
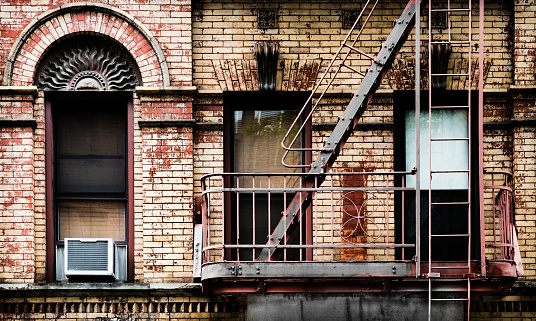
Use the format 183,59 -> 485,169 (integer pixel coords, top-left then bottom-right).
431,73 -> 470,77
431,169 -> 469,174
430,8 -> 471,13
431,298 -> 469,302
431,201 -> 469,205
342,43 -> 376,61
340,63 -> 366,77
430,265 -> 470,270
430,105 -> 469,109
430,41 -> 472,45
431,234 -> 470,237
431,137 -> 469,142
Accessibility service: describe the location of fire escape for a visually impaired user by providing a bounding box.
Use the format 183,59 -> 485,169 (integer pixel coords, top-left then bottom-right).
196,0 -> 521,318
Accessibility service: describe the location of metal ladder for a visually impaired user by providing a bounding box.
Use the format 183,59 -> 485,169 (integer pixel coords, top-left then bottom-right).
257,0 -> 425,261
425,1 -> 485,320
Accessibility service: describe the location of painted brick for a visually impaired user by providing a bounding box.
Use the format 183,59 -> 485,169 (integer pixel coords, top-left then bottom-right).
0,95 -> 34,283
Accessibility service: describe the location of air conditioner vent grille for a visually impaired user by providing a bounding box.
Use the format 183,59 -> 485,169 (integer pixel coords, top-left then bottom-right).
65,238 -> 114,276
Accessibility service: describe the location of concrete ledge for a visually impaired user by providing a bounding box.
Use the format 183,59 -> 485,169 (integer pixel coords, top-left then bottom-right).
0,86 -> 38,95
0,119 -> 38,128
509,85 -> 536,94
195,122 -> 224,130
0,282 -> 203,298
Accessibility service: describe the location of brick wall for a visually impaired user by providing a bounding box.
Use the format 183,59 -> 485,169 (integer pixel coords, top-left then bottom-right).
514,1 -> 536,87
137,90 -> 195,283
0,0 -> 530,296
0,91 -> 36,283
192,0 -> 513,92
0,0 -> 194,284
512,89 -> 536,280
511,2 -> 536,280
0,1 -> 192,87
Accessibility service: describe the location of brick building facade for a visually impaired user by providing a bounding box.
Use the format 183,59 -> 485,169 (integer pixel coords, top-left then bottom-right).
0,0 -> 535,320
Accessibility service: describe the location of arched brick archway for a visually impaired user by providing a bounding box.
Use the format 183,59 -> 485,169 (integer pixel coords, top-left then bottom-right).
3,3 -> 169,87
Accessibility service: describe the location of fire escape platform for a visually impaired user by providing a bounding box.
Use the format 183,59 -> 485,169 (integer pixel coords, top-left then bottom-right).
201,260 -> 517,294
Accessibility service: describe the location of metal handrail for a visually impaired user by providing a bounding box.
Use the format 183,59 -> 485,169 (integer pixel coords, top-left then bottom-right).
483,170 -> 514,260
279,0 -> 381,168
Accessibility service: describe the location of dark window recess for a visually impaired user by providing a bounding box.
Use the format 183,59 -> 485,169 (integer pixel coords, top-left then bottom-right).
224,92 -> 311,261
53,100 -> 127,242
55,108 -> 126,196
394,90 -> 480,261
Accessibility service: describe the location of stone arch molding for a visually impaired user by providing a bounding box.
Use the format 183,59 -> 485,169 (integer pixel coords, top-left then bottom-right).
4,2 -> 170,87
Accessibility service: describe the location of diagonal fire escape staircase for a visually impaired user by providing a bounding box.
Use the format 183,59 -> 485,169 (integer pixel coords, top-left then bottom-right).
257,0 -> 426,261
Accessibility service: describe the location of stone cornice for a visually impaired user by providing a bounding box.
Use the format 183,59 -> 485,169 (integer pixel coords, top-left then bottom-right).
0,86 -> 38,96
0,283 -> 203,298
0,119 -> 37,128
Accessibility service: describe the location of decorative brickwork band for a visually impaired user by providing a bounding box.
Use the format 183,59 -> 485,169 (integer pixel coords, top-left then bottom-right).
3,3 -> 169,87
212,59 -> 321,92
0,296 -> 242,319
387,58 -> 491,90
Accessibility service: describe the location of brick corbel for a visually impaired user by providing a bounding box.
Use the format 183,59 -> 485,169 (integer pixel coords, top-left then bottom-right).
509,85 -> 536,120
0,86 -> 38,128
212,59 -> 321,92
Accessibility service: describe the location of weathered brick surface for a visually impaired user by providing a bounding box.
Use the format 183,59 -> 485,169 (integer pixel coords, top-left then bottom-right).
0,95 -> 35,283
32,92 -> 45,283
0,4 -> 534,320
141,126 -> 194,282
141,95 -> 194,120
192,0 -> 513,92
514,1 -> 536,86
0,2 -> 192,87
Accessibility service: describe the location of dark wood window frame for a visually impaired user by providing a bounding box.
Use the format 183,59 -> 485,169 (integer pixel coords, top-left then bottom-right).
45,91 -> 134,282
223,91 -> 312,261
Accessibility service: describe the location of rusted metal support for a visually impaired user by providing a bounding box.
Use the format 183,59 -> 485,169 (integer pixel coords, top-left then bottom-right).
478,0 -> 486,279
257,0 -> 425,261
414,0 -> 422,279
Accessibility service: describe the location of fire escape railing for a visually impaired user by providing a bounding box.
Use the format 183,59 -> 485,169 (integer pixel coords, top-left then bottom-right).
200,169 -> 516,267
483,170 -> 516,261
200,171 -> 416,264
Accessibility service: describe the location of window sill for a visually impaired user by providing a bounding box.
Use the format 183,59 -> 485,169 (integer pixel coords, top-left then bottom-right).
0,282 -> 203,297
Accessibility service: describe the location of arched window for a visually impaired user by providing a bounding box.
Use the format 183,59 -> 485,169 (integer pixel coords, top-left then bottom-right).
38,35 -> 139,282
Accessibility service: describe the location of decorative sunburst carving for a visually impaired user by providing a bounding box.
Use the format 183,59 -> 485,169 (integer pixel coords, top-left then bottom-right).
35,36 -> 141,91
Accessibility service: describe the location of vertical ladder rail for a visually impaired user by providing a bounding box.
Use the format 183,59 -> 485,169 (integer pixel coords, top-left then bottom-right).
257,0 -> 425,261
426,1 -> 483,320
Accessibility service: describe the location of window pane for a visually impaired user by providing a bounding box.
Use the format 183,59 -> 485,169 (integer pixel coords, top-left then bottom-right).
55,108 -> 125,194
405,109 -> 469,189
234,109 -> 301,187
58,200 -> 126,240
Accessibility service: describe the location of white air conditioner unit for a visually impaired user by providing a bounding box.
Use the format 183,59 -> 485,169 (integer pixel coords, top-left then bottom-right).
64,238 -> 114,277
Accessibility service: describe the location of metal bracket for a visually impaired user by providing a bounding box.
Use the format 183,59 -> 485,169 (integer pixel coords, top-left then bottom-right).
229,264 -> 243,276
